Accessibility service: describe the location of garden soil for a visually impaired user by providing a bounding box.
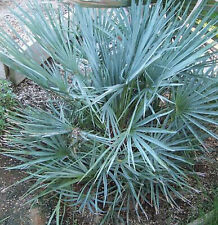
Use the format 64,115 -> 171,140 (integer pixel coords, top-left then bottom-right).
0,2 -> 45,224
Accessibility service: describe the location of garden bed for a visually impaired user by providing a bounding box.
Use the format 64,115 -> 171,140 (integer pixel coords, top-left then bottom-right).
0,78 -> 217,225
0,1 -> 218,225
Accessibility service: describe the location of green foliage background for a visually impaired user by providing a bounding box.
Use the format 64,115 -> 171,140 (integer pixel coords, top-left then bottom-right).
0,80 -> 16,133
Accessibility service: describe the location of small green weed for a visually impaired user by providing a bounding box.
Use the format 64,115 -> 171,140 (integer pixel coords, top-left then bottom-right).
187,188 -> 218,225
206,194 -> 218,225
0,79 -> 16,133
0,216 -> 10,224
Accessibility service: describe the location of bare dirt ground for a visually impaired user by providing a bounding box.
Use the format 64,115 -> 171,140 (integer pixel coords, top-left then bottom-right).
0,155 -> 32,225
0,2 -> 46,224
0,80 -> 50,225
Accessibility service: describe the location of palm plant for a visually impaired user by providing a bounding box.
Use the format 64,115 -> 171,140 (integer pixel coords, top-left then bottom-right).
0,0 -> 217,224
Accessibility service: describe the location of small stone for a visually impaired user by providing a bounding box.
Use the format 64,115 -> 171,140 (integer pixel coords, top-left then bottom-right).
30,207 -> 46,225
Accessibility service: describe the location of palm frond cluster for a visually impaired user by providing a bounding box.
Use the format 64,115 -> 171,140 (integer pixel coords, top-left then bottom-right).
0,0 -> 217,223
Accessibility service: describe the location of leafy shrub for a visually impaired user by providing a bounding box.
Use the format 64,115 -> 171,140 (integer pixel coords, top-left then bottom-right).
0,0 -> 217,223
0,80 -> 16,133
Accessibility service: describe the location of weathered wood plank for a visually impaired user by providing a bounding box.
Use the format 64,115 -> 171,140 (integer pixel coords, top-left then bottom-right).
8,69 -> 26,85
0,63 -> 9,80
1,41 -> 50,85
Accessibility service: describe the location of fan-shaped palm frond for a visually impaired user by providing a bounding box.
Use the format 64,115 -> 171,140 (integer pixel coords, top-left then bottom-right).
171,74 -> 218,148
